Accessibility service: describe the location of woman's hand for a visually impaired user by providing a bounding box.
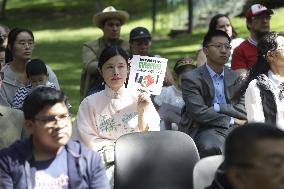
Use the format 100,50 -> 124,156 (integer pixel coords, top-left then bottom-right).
137,89 -> 151,131
137,90 -> 151,112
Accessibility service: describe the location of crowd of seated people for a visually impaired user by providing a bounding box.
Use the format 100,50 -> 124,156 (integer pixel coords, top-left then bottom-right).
0,3 -> 283,188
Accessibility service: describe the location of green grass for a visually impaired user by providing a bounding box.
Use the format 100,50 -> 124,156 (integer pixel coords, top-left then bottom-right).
2,1 -> 284,115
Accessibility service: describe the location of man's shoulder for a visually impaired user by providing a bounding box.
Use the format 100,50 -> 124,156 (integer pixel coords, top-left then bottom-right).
0,138 -> 31,162
66,139 -> 100,158
224,66 -> 238,76
234,39 -> 254,51
183,66 -> 203,79
84,38 -> 128,50
0,104 -> 23,117
84,39 -> 100,46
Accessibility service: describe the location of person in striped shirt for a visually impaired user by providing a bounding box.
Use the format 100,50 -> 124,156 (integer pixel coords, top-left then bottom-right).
11,59 -> 56,110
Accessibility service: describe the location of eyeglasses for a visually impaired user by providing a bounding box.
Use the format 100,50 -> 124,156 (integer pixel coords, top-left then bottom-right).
0,72 -> 3,80
206,43 -> 232,51
17,41 -> 34,49
34,114 -> 71,128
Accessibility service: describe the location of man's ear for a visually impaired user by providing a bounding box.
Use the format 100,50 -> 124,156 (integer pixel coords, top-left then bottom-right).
246,20 -> 252,31
227,167 -> 246,189
24,120 -> 34,135
203,47 -> 209,56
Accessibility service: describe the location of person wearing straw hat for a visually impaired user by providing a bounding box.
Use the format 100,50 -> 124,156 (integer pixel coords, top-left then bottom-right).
80,6 -> 129,100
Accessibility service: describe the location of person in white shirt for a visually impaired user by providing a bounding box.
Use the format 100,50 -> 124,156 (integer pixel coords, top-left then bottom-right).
154,57 -> 196,130
74,45 -> 160,156
73,46 -> 160,187
233,32 -> 284,130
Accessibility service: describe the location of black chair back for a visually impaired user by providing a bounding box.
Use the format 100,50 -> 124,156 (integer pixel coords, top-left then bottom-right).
114,131 -> 200,189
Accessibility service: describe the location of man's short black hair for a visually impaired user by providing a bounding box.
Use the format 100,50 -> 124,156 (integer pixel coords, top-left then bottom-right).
26,59 -> 48,78
23,87 -> 68,120
202,30 -> 231,47
224,123 -> 284,169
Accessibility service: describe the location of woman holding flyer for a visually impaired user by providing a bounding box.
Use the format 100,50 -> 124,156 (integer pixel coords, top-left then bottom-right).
73,46 -> 160,163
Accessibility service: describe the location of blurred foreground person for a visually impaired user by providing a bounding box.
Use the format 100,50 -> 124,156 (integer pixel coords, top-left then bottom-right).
0,87 -> 110,189
207,123 -> 284,189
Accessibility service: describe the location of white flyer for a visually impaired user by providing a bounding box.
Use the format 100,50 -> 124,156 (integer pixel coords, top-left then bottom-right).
127,55 -> 168,95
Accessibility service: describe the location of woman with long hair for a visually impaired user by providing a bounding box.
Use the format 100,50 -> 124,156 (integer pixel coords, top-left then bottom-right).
234,32 -> 284,129
74,46 -> 160,187
0,27 -> 60,106
74,46 -> 160,157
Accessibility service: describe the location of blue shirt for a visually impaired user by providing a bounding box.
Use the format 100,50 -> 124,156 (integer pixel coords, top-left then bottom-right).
206,64 -> 226,106
31,148 -> 69,189
206,64 -> 234,124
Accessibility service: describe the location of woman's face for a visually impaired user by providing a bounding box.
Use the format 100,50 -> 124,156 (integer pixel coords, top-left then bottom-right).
100,55 -> 128,91
216,16 -> 233,38
267,36 -> 284,71
11,32 -> 34,61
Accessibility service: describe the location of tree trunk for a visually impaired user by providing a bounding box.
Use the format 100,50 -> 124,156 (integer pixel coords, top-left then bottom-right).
187,0 -> 193,34
152,0 -> 157,33
95,0 -> 103,13
0,0 -> 8,18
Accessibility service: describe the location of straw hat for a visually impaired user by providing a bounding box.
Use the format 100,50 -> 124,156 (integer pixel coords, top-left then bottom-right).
93,6 -> 129,28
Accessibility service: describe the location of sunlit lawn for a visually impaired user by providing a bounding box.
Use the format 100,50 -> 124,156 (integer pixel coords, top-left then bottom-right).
2,0 -> 284,115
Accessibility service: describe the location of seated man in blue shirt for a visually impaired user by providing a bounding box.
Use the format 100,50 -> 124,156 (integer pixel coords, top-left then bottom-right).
0,87 -> 110,189
179,30 -> 247,158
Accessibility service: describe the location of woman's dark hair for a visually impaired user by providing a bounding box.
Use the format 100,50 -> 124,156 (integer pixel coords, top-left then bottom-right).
26,59 -> 48,78
208,14 -> 237,39
23,87 -> 68,120
98,46 -> 128,69
233,32 -> 280,100
5,27 -> 34,63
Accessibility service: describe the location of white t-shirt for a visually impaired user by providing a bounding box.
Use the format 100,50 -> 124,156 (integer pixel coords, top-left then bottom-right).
154,85 -> 184,109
